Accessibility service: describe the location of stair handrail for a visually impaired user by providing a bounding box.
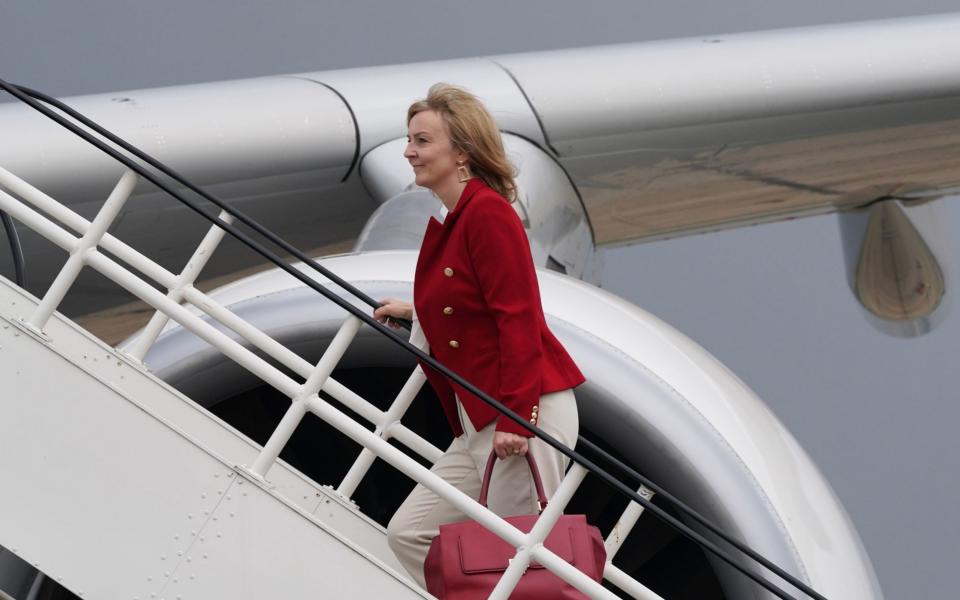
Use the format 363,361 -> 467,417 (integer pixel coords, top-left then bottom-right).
0,78 -> 826,600
0,209 -> 26,287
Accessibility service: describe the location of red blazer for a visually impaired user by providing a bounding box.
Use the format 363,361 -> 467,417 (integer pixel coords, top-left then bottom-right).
414,178 -> 585,438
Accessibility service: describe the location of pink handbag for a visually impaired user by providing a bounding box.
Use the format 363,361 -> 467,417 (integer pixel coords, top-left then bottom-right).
424,450 -> 607,599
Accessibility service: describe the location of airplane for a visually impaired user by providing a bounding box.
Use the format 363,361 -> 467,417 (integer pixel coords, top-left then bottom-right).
1,10 -> 958,600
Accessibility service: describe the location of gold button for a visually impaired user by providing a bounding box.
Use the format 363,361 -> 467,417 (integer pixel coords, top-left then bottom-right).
443,267 -> 454,277
449,340 -> 460,349
443,306 -> 454,315
532,405 -> 539,413
530,418 -> 537,424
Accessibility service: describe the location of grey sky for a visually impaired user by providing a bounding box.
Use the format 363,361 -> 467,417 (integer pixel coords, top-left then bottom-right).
2,2 -> 958,598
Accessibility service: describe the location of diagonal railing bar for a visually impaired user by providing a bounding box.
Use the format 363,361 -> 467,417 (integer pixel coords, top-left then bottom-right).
605,485 -> 655,562
0,79 -> 827,600
337,366 -> 431,498
26,169 -> 139,332
125,210 -> 236,361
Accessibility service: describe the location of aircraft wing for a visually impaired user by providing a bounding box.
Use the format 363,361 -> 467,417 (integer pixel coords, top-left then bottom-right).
2,13 -> 960,324
491,14 -> 960,245
3,14 -> 960,251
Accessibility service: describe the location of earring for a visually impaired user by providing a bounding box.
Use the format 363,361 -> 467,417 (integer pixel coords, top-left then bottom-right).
457,160 -> 471,183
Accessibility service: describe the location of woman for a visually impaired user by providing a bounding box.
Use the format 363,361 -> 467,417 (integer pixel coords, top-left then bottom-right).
374,83 -> 585,587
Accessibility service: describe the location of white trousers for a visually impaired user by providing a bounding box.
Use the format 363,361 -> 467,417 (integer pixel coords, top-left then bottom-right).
386,388 -> 579,588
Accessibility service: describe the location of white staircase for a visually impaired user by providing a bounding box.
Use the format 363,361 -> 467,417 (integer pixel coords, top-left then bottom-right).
0,158 -> 643,599
0,276 -> 426,599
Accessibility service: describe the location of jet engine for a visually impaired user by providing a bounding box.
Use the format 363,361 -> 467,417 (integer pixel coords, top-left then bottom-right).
117,249 -> 882,600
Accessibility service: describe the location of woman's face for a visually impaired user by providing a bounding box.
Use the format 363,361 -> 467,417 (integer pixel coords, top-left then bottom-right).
404,109 -> 465,191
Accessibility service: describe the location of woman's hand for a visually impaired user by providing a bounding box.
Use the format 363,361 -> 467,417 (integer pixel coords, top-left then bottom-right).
493,431 -> 528,460
373,297 -> 413,328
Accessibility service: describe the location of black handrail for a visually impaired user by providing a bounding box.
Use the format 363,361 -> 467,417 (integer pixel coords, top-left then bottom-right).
0,78 -> 827,600
1,210 -> 26,287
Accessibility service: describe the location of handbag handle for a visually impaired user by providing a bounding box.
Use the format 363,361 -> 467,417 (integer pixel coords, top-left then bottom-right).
478,449 -> 550,512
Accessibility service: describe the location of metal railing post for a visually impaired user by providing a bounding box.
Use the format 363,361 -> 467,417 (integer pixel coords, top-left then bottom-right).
337,366 -> 427,498
605,485 -> 655,560
126,210 -> 235,361
488,464 -> 590,599
26,169 -> 138,332
249,316 -> 363,478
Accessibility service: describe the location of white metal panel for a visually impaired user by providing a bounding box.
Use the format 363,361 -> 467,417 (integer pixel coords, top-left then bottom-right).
0,279 -> 421,599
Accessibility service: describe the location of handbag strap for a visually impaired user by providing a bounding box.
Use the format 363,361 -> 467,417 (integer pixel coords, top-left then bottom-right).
478,449 -> 549,512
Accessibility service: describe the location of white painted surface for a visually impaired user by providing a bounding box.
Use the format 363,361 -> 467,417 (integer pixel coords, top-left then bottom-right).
498,14 -> 960,151
0,279 -> 424,599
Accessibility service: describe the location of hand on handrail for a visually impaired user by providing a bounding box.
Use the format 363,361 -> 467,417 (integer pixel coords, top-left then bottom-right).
374,297 -> 413,329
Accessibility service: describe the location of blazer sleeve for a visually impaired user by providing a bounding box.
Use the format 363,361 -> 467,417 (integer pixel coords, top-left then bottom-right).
465,196 -> 542,437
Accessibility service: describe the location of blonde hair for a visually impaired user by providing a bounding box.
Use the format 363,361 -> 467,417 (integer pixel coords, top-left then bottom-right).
407,83 -> 517,201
